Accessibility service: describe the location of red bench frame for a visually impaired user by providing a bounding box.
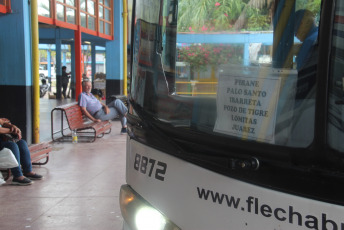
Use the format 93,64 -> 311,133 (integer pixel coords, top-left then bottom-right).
51,102 -> 112,142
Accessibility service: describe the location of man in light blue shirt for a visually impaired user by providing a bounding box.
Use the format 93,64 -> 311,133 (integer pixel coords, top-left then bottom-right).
78,80 -> 128,134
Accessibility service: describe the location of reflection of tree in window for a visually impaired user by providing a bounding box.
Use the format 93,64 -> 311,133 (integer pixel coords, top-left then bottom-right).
38,0 -> 50,17
56,0 -> 76,24
177,0 -> 273,33
80,0 -> 97,31
99,0 -> 112,35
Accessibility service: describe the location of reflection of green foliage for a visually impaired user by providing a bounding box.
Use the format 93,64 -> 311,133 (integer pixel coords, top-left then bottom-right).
178,44 -> 243,71
246,6 -> 270,31
40,50 -> 47,59
178,0 -> 245,32
178,0 -> 322,32
296,0 -> 321,14
296,0 -> 321,23
39,48 -> 56,63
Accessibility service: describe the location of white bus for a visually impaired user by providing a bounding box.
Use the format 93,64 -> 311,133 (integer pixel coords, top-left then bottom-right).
120,0 -> 344,229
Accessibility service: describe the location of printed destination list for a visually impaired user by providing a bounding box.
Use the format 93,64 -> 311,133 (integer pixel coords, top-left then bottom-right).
214,75 -> 281,142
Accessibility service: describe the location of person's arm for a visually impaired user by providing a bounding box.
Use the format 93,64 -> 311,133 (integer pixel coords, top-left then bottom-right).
0,126 -> 11,134
80,107 -> 101,123
100,102 -> 110,114
0,118 -> 7,126
0,120 -> 22,140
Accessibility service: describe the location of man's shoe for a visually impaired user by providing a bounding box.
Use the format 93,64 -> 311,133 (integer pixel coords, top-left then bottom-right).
24,173 -> 43,180
12,177 -> 33,186
120,127 -> 127,134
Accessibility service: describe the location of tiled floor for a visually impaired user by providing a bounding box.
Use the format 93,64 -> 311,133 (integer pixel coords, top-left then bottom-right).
0,98 -> 126,230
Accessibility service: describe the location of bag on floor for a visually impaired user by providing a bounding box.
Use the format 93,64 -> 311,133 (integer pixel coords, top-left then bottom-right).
0,172 -> 5,186
0,147 -> 19,168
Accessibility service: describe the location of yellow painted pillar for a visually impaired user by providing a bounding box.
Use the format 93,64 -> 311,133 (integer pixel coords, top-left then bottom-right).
31,0 -> 40,143
122,0 -> 128,96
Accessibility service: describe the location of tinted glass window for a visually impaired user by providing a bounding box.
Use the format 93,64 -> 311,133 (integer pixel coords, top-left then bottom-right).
130,0 -> 321,147
328,0 -> 344,152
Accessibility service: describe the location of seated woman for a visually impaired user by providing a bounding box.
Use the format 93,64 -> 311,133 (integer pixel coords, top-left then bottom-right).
0,118 -> 42,185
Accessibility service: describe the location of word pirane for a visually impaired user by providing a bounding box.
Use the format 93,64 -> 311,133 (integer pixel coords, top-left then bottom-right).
234,79 -> 260,87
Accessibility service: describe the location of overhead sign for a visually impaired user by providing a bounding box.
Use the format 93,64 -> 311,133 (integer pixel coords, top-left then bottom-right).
214,75 -> 281,143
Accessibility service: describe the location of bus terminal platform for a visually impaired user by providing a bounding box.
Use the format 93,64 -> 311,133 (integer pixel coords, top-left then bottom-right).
0,98 -> 126,230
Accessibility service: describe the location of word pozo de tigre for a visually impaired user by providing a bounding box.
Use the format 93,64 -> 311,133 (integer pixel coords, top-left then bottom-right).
214,76 -> 281,142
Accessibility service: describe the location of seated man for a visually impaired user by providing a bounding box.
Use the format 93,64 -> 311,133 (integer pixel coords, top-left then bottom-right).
294,9 -> 319,70
78,80 -> 128,134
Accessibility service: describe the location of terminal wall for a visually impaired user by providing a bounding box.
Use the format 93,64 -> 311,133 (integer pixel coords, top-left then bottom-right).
0,1 -> 32,143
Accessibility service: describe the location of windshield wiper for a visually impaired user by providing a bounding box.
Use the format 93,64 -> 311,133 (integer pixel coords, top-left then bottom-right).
130,100 -> 260,171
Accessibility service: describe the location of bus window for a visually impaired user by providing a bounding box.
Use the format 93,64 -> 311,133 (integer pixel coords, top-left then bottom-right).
328,0 -> 344,152
130,0 -> 322,148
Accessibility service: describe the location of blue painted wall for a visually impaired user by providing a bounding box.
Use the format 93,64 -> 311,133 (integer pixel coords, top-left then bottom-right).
0,1 -> 33,143
0,1 -> 31,86
39,27 -> 74,43
177,32 -> 273,45
106,0 -> 123,81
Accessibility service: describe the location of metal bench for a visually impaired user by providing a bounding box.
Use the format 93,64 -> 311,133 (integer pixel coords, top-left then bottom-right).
51,102 -> 112,142
30,142 -> 52,165
1,142 -> 52,181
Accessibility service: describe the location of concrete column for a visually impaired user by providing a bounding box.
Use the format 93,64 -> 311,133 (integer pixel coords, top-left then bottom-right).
74,27 -> 82,98
71,42 -> 76,99
91,43 -> 96,81
244,43 -> 250,66
63,51 -> 67,66
105,0 -> 123,102
56,37 -> 62,99
47,50 -> 51,78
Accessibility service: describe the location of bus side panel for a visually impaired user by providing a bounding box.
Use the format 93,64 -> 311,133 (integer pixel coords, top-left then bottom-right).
126,139 -> 344,230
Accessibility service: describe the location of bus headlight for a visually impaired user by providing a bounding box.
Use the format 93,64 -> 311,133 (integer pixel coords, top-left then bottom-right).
120,185 -> 181,230
135,206 -> 166,230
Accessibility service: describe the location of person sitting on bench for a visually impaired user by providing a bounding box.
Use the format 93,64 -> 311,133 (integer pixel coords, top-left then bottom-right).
0,118 -> 43,186
78,80 -> 128,134
294,9 -> 319,70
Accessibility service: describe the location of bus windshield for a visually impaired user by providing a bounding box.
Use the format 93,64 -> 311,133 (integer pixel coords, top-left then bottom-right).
130,0 -> 322,148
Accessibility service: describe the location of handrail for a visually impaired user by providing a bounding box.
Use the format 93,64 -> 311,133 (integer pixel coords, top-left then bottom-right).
177,92 -> 217,95
176,81 -> 217,84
